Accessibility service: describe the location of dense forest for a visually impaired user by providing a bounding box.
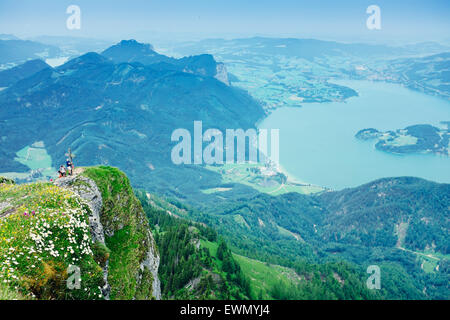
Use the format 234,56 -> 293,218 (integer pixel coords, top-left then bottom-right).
140,177 -> 449,300
138,191 -> 251,299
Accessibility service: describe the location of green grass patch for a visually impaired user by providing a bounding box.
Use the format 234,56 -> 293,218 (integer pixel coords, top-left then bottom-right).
105,226 -> 142,299
233,254 -> 299,300
0,143 -> 56,182
204,163 -> 323,196
200,239 -> 296,299
82,166 -> 156,300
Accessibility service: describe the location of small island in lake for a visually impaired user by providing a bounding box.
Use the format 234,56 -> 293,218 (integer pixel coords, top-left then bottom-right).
356,123 -> 449,156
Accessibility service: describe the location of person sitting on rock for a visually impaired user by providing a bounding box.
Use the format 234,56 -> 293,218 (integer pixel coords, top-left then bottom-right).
58,165 -> 66,178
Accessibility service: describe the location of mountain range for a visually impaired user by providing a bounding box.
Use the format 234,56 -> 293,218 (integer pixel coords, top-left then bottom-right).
0,59 -> 51,87
0,40 -> 264,202
374,52 -> 450,99
173,37 -> 450,101
198,176 -> 449,299
102,40 -> 229,84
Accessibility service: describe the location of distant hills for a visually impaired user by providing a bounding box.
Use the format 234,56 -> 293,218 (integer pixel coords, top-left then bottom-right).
0,34 -> 19,41
30,35 -> 114,56
0,39 -> 61,66
375,52 -> 450,99
318,177 -> 449,253
203,176 -> 449,257
173,37 -> 450,102
102,40 -> 229,84
174,37 -> 450,61
199,176 -> 449,299
0,40 -> 264,200
0,59 -> 51,87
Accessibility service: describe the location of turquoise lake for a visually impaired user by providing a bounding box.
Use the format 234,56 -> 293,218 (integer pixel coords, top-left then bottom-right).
258,80 -> 450,190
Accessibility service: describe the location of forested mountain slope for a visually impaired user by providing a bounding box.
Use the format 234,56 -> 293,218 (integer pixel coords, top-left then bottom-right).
0,40 -> 265,203
184,177 -> 449,299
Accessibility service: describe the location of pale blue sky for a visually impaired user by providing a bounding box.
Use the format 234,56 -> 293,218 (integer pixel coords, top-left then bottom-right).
0,0 -> 449,43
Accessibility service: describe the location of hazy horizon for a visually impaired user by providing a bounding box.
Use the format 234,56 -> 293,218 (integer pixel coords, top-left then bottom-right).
1,0 -> 449,45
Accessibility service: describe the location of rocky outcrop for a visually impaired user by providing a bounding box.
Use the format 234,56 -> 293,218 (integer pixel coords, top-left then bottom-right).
81,166 -> 161,300
54,175 -> 105,244
54,168 -> 161,300
140,234 -> 161,300
54,175 -> 111,298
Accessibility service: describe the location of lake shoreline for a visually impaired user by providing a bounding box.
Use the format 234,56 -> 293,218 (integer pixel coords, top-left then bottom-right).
258,80 -> 450,190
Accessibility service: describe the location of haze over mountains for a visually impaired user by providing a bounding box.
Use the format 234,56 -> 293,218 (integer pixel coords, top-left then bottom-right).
102,40 -> 230,84
173,37 -> 450,101
0,39 -> 264,202
376,52 -> 450,99
0,38 -> 61,67
0,36 -> 448,300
